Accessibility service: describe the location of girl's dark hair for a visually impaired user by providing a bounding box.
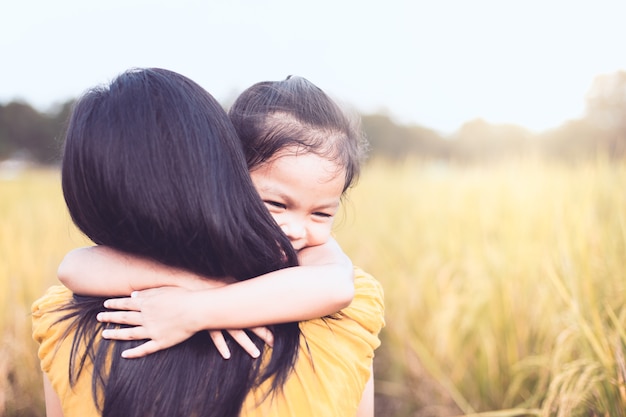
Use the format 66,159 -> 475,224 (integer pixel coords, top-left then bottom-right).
228,75 -> 368,193
59,68 -> 300,417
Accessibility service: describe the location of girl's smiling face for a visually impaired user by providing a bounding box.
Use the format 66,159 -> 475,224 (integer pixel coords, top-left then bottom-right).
250,151 -> 346,251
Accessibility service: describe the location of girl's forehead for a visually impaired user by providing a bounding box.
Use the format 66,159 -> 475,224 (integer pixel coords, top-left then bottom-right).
267,146 -> 341,168
266,151 -> 343,176
253,151 -> 347,190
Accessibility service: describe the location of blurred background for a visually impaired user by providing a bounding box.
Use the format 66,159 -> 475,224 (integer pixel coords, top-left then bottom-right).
2,1 -> 626,416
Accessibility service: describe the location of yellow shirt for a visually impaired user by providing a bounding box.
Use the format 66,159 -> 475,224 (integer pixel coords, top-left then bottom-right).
32,267 -> 385,417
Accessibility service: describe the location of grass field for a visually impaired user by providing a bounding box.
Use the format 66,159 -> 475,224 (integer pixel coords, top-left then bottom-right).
2,158 -> 625,416
0,168 -> 90,417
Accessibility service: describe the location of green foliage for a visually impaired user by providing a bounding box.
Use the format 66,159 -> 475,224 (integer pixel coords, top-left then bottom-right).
361,114 -> 449,160
0,100 -> 72,164
361,70 -> 626,163
3,70 -> 626,165
584,70 -> 626,158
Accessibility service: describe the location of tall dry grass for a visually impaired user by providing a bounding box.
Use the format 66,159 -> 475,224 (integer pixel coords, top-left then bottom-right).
334,157 -> 626,416
0,169 -> 88,417
2,159 -> 625,416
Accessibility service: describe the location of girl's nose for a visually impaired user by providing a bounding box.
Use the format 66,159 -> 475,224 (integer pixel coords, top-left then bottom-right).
280,222 -> 306,241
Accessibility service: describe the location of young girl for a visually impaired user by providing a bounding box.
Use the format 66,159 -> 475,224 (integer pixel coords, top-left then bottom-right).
58,76 -> 384,416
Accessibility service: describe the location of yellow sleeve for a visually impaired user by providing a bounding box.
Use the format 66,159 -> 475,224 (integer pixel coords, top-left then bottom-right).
342,266 -> 386,343
32,285 -> 100,417
32,286 -> 74,374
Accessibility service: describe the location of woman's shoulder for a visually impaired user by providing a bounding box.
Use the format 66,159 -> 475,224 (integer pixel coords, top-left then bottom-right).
296,265 -> 385,357
343,265 -> 385,335
32,285 -> 74,359
352,266 -> 384,301
31,285 -> 101,417
32,285 -> 73,314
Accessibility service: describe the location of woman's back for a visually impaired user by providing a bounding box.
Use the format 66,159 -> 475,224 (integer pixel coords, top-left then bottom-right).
33,267 -> 384,417
39,68 -> 301,417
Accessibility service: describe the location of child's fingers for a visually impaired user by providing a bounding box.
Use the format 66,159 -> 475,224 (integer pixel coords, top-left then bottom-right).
226,330 -> 260,358
209,330 -> 231,359
103,297 -> 140,311
250,327 -> 274,347
101,326 -> 148,341
120,340 -> 162,359
97,311 -> 142,326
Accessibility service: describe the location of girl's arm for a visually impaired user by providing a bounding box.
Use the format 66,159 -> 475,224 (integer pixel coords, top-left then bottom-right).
60,239 -> 354,357
157,237 -> 354,329
59,239 -> 354,320
58,246 -> 221,295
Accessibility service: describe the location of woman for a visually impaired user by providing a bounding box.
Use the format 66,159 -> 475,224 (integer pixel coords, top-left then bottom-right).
32,67 -> 301,417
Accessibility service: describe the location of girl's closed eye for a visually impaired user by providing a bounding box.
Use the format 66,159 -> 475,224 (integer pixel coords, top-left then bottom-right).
265,201 -> 286,210
313,211 -> 333,219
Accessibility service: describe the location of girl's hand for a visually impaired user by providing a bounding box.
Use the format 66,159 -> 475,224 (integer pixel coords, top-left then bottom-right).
98,287 -> 197,358
97,287 -> 272,359
209,327 -> 274,359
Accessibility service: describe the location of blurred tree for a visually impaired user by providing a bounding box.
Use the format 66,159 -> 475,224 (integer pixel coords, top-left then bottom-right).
451,118 -> 536,163
0,100 -> 71,164
585,70 -> 626,157
540,118 -> 604,162
5,77 -> 626,166
361,114 -> 449,160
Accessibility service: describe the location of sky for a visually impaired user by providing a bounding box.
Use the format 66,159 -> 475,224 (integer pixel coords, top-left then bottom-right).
2,0 -> 626,134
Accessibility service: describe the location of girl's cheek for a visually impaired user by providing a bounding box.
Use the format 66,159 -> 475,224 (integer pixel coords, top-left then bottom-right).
269,212 -> 282,225
315,226 -> 334,246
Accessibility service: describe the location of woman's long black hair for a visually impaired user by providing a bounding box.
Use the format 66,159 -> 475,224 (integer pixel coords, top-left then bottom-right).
58,68 -> 300,417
